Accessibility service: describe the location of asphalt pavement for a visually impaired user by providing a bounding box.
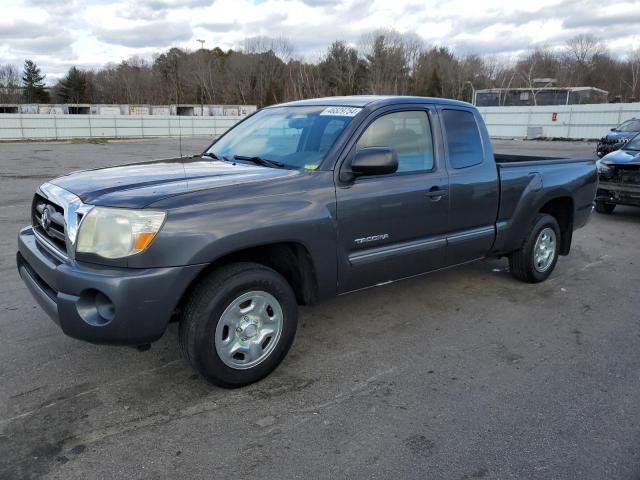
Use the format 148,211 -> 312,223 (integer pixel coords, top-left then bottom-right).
1,137 -> 639,479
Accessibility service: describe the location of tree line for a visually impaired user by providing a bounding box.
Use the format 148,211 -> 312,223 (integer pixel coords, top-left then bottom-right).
1,31 -> 639,107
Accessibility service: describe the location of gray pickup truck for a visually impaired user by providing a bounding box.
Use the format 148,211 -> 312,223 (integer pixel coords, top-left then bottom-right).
17,96 -> 597,387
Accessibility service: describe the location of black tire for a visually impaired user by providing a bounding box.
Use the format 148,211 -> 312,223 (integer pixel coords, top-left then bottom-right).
509,213 -> 561,283
179,262 -> 298,388
594,201 -> 616,214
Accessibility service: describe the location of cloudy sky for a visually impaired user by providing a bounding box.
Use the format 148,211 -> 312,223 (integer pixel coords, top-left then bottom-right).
2,0 -> 639,82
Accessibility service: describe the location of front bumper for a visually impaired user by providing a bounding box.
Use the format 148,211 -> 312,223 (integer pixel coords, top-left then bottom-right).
597,182 -> 640,207
17,227 -> 205,346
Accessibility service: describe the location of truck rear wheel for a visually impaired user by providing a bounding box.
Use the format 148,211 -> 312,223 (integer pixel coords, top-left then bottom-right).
179,262 -> 298,388
594,201 -> 616,214
509,214 -> 561,283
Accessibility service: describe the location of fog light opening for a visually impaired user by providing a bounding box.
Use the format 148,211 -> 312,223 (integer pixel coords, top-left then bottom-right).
77,289 -> 115,326
95,292 -> 115,322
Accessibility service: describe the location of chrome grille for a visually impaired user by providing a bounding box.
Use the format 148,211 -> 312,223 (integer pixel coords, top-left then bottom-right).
612,167 -> 640,185
30,183 -> 93,259
32,193 -> 68,254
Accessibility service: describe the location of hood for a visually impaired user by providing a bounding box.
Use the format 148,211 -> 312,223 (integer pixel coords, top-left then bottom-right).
49,156 -> 293,208
604,130 -> 637,141
601,148 -> 640,166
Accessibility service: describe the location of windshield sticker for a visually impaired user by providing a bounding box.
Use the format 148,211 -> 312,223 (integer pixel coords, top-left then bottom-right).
320,106 -> 362,117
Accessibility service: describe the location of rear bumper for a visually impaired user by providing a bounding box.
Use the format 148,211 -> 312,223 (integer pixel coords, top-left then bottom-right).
597,182 -> 640,207
17,227 -> 205,346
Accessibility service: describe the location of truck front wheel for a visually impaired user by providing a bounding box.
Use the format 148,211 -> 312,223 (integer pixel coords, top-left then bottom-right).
509,214 -> 561,283
179,262 -> 298,388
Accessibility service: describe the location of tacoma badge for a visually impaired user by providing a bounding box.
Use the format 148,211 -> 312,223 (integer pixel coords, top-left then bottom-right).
354,234 -> 389,244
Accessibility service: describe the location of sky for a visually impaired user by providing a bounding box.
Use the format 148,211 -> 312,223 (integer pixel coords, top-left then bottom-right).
1,0 -> 640,83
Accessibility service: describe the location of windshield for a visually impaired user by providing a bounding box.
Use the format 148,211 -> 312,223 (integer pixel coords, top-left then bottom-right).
207,105 -> 361,170
622,133 -> 640,151
617,119 -> 640,132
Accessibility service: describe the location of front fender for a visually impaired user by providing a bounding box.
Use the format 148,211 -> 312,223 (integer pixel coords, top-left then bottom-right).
129,171 -> 338,300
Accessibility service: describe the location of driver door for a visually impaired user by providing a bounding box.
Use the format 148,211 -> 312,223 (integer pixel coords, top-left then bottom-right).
335,106 -> 449,293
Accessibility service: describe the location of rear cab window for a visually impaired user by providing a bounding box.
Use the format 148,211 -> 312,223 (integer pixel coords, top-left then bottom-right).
442,109 -> 484,169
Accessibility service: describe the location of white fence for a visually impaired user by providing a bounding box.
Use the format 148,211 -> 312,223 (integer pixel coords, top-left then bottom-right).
5,104 -> 640,141
3,103 -> 258,116
0,114 -> 245,140
478,103 -> 640,140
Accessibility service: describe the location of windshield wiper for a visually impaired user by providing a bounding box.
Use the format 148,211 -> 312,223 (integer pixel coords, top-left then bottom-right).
233,155 -> 285,168
201,151 -> 228,161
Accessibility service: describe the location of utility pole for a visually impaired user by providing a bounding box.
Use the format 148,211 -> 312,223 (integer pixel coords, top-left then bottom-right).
197,39 -> 205,50
464,81 -> 476,105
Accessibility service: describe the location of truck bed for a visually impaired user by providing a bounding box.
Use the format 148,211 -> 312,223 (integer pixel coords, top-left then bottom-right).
491,154 -> 597,256
494,153 -> 592,164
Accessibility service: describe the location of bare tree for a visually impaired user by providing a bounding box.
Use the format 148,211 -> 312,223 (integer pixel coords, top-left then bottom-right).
241,36 -> 294,104
515,48 -> 558,105
564,34 -> 605,64
244,36 -> 294,62
359,29 -> 411,94
624,49 -> 640,101
24,30 -> 638,107
0,64 -> 21,103
285,60 -> 322,100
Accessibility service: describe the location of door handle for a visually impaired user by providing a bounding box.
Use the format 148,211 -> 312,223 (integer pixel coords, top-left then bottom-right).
426,186 -> 448,200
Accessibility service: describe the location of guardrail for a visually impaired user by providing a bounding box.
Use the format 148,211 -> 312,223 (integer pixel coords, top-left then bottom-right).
477,103 -> 640,140
0,114 -> 245,140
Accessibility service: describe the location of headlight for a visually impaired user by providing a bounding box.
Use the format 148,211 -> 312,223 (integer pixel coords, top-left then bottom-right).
76,207 -> 166,259
596,160 -> 612,174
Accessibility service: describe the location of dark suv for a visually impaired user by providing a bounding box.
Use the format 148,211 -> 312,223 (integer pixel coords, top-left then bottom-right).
596,132 -> 640,213
597,117 -> 640,158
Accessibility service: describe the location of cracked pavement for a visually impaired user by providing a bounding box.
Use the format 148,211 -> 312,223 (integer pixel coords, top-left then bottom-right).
1,138 -> 639,479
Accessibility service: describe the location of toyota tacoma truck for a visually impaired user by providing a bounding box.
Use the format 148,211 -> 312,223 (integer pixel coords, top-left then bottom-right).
17,96 -> 597,387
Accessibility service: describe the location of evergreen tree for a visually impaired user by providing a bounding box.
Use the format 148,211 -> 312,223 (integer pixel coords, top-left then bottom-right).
22,59 -> 49,103
57,66 -> 89,103
320,41 -> 363,96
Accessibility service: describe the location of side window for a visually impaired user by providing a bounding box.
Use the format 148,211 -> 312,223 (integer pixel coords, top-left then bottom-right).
356,111 -> 434,173
442,109 -> 483,169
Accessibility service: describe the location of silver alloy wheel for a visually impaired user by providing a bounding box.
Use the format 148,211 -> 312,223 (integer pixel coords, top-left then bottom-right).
533,227 -> 557,273
214,291 -> 283,370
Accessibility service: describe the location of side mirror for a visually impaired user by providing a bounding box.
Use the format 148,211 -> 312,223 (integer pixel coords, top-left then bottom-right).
611,128 -> 617,131
350,147 -> 398,177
